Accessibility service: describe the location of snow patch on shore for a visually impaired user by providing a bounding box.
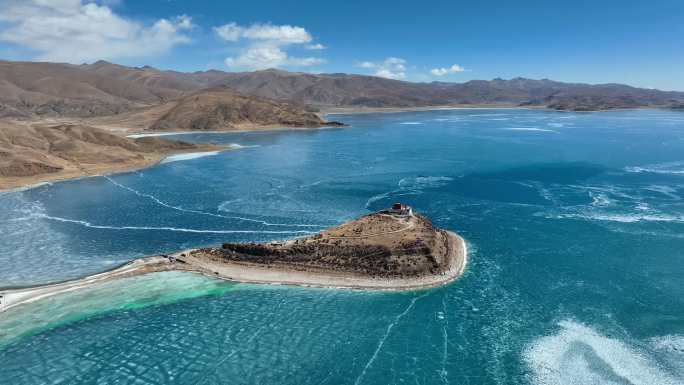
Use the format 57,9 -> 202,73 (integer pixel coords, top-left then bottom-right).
127,131 -> 226,138
160,151 -> 220,164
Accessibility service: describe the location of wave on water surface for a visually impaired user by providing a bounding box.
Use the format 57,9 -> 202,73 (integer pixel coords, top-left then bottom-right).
500,127 -> 556,132
365,176 -> 454,209
397,176 -> 454,189
625,162 -> 684,175
549,210 -> 684,223
524,320 -> 684,385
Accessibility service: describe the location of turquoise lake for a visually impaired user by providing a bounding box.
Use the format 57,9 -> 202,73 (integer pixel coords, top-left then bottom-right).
1,108 -> 683,384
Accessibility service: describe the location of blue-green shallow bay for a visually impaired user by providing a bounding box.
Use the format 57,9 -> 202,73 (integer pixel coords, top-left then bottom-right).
1,109 -> 684,384
0,271 -> 235,347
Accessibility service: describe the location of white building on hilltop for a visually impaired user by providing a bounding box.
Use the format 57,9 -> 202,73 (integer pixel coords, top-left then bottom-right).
388,202 -> 413,216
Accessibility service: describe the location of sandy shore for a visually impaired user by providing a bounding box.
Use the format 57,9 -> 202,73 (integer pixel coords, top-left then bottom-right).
0,232 -> 467,313
0,257 -> 173,313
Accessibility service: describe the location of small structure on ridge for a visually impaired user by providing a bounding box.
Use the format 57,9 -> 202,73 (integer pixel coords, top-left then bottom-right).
387,202 -> 413,217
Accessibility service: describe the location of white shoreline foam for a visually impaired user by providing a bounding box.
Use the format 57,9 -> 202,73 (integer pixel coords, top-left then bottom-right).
0,181 -> 53,195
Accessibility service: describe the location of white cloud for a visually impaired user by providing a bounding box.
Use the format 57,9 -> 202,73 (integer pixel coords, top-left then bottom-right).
224,46 -> 324,70
241,24 -> 311,44
289,57 -> 325,66
214,22 -> 312,45
225,46 -> 287,69
430,64 -> 467,76
213,23 -> 242,42
0,0 -> 193,63
214,22 -> 324,70
305,43 -> 326,50
356,57 -> 407,79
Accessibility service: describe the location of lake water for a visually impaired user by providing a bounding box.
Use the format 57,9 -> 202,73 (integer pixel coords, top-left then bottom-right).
1,108 -> 683,385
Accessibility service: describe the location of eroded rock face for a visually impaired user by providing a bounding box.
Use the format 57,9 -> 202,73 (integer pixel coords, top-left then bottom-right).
212,212 -> 451,278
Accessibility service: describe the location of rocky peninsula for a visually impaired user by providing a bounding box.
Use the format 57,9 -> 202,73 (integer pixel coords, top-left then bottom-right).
0,206 -> 466,312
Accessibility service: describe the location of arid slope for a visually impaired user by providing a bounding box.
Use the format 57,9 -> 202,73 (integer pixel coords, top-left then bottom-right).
0,121 -> 218,189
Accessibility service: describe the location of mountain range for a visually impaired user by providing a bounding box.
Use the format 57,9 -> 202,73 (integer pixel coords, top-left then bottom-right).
1,60 -> 683,121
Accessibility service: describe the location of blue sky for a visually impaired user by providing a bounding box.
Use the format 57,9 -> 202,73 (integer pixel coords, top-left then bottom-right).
1,0 -> 683,90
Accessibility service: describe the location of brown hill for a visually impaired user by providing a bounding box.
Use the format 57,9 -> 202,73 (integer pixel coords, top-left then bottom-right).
88,87 -> 342,132
147,87 -> 339,131
0,121 -> 218,189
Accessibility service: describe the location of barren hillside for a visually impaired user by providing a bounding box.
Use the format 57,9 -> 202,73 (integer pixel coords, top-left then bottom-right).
0,121 -> 218,189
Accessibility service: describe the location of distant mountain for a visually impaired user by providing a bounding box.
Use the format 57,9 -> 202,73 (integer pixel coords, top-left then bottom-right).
182,69 -> 684,111
1,60 -> 683,118
0,60 -> 167,118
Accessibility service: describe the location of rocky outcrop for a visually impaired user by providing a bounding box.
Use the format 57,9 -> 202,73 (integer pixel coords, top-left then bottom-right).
211,212 -> 452,278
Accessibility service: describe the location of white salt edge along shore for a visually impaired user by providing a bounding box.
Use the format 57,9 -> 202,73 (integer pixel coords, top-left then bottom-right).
124,123 -> 347,139
0,232 -> 467,313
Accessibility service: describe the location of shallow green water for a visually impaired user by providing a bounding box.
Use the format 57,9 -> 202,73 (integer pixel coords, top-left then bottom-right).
0,271 -> 235,347
1,109 -> 683,384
